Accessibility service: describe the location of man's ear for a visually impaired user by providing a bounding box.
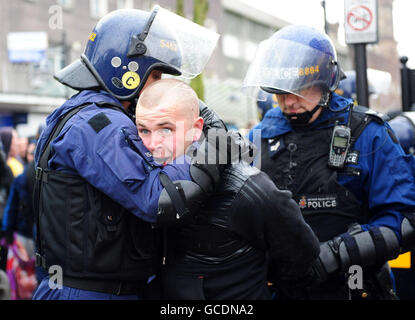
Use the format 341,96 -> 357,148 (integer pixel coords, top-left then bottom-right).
192,117 -> 204,141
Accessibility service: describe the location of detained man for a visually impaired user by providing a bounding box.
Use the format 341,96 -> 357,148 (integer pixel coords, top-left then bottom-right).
136,78 -> 320,300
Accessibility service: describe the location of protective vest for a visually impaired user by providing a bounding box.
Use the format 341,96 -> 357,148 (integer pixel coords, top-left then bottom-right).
33,93 -> 156,284
260,108 -> 382,242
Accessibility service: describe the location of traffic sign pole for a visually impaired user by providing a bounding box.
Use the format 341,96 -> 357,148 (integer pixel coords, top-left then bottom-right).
354,43 -> 369,107
344,0 -> 378,108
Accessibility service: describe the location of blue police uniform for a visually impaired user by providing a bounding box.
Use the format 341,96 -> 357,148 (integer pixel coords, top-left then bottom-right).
30,5 -> 222,300
35,90 -> 191,224
250,94 -> 415,236
249,93 -> 415,299
32,89 -> 191,300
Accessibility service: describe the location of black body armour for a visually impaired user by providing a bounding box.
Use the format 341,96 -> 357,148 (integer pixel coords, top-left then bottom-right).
34,104 -> 157,291
260,109 -> 380,242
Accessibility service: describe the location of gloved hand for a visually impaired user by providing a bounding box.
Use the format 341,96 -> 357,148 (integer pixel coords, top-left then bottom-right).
309,237 -> 343,285
189,128 -> 257,193
199,99 -> 227,132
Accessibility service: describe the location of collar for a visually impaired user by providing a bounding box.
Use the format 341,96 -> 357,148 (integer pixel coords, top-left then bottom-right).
46,89 -> 123,125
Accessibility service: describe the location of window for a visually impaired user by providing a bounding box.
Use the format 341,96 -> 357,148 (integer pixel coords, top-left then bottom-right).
90,0 -> 108,19
244,40 -> 258,62
222,34 -> 241,60
117,0 -> 134,9
141,0 -> 154,11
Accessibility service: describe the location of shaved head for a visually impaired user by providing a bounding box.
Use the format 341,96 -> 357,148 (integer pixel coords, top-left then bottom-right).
135,78 -> 204,163
137,78 -> 199,121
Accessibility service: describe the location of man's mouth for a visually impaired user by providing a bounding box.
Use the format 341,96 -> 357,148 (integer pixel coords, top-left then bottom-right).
285,106 -> 305,114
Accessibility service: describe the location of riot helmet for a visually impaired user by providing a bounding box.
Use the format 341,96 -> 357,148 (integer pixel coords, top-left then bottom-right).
388,112 -> 415,155
335,70 -> 376,102
243,25 -> 344,105
55,6 -> 219,101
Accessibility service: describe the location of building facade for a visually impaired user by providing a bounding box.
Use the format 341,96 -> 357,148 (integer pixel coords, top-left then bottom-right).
1,0 -> 399,136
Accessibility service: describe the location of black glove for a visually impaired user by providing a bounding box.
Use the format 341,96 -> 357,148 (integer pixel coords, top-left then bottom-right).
189,128 -> 257,193
309,237 -> 343,285
199,99 -> 227,132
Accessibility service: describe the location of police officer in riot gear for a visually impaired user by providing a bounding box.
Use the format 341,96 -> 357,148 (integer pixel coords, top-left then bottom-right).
32,6 -> 224,300
245,25 -> 415,299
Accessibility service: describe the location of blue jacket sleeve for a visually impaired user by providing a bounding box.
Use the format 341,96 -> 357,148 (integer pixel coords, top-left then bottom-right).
49,107 -> 191,224
354,121 -> 415,242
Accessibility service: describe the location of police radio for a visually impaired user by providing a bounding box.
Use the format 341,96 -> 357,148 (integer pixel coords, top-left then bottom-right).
328,124 -> 351,168
328,105 -> 353,168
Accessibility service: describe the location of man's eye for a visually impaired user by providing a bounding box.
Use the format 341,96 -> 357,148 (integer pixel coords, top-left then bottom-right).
159,128 -> 172,136
139,129 -> 149,135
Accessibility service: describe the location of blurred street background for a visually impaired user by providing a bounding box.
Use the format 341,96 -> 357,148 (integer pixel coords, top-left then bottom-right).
0,0 -> 412,137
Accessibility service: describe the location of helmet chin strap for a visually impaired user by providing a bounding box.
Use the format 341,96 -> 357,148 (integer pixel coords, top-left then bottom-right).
283,91 -> 331,128
126,97 -> 138,122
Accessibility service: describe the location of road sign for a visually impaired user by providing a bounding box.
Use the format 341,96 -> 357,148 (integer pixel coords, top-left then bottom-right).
344,0 -> 378,44
7,32 -> 48,63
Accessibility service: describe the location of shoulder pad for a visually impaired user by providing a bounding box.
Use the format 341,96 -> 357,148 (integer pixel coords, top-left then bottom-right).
352,105 -> 387,124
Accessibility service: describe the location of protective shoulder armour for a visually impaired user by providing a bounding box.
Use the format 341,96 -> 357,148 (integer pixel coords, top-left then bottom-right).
348,105 -> 389,146
352,105 -> 388,124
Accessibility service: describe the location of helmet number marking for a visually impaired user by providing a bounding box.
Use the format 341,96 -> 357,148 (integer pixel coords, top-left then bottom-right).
298,65 -> 320,76
160,39 -> 178,51
89,32 -> 97,42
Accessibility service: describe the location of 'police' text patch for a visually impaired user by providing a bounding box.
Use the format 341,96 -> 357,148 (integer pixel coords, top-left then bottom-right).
345,150 -> 359,165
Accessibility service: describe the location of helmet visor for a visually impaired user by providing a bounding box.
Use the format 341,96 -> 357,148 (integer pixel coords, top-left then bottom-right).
144,5 -> 220,79
242,38 -> 338,102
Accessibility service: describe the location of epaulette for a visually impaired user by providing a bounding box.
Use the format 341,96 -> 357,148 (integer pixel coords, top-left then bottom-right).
352,105 -> 388,124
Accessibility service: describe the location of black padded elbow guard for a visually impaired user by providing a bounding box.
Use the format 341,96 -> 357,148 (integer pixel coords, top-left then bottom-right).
314,223 -> 400,283
156,173 -> 207,226
337,224 -> 400,270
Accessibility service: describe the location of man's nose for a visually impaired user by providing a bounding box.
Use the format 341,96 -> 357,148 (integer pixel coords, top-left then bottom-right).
284,93 -> 300,107
148,134 -> 163,150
